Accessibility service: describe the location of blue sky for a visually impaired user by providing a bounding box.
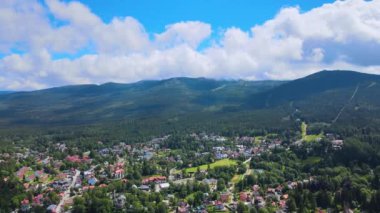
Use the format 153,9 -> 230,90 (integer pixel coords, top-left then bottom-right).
73,0 -> 335,32
1,0 -> 380,90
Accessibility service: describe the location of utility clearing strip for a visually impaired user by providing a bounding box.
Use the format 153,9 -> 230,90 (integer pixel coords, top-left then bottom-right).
332,85 -> 359,123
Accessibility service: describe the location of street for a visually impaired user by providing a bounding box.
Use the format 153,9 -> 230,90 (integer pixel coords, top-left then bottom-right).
56,170 -> 80,213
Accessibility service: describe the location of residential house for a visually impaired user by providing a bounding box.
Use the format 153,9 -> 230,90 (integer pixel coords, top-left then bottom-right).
255,196 -> 266,208
115,194 -> 126,209
16,166 -> 30,179
142,176 -> 166,184
240,192 -> 249,202
202,178 -> 218,191
47,204 -> 57,213
33,194 -> 44,206
177,202 -> 190,213
214,201 -> 225,211
331,140 -> 344,150
88,177 -> 98,186
220,192 -> 231,203
155,182 -> 170,192
20,199 -> 30,212
139,185 -> 150,191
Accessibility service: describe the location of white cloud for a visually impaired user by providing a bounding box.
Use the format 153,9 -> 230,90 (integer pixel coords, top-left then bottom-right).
1,0 -> 380,90
94,17 -> 151,54
155,21 -> 212,49
45,0 -> 151,54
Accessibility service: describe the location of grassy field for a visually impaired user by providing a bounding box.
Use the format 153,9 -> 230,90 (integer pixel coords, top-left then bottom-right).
185,159 -> 238,173
301,122 -> 323,142
301,122 -> 307,138
304,134 -> 323,142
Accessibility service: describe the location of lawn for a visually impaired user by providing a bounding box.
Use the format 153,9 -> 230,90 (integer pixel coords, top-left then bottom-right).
301,122 -> 323,142
304,134 -> 323,142
254,136 -> 264,143
185,159 -> 238,173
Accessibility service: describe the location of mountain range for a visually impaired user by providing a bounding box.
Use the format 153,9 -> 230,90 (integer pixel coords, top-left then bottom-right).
0,70 -> 379,131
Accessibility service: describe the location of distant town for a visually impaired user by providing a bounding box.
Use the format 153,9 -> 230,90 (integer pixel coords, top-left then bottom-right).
1,124 -> 345,213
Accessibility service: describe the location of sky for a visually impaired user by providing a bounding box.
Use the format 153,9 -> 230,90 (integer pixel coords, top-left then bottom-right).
1,0 -> 380,90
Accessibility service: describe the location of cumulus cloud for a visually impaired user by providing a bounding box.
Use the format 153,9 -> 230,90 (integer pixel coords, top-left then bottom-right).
0,0 -> 380,90
155,21 -> 212,49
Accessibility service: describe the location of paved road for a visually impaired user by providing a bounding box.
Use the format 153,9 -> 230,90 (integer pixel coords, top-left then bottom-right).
56,170 -> 80,213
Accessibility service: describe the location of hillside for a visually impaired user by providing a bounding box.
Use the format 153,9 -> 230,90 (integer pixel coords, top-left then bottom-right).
0,91 -> 12,95
249,70 -> 380,126
0,78 -> 283,127
251,70 -> 380,107
0,70 -> 380,131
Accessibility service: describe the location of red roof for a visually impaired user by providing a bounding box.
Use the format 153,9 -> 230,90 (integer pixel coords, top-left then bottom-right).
215,201 -> 223,205
16,167 -> 30,179
33,194 -> 44,205
66,155 -> 81,163
239,192 -> 248,201
21,199 -> 29,205
82,186 -> 95,191
115,169 -> 124,174
220,193 -> 230,202
142,176 -> 166,184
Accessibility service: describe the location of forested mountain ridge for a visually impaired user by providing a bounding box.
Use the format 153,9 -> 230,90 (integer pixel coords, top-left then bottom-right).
0,70 -> 380,129
250,70 -> 380,107
0,78 -> 284,126
0,91 -> 13,94
249,70 -> 380,127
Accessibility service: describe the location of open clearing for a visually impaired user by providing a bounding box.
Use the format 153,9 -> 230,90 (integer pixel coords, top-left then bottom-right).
185,159 -> 237,173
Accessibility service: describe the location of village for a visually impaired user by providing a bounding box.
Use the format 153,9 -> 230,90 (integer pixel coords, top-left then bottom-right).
1,130 -> 344,213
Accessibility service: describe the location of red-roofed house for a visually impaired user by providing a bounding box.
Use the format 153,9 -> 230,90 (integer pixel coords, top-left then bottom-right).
114,169 -> 124,179
21,199 -> 30,212
66,155 -> 81,163
240,192 -> 248,202
99,184 -> 107,188
16,167 -> 30,179
142,176 -> 167,184
33,194 -> 44,205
